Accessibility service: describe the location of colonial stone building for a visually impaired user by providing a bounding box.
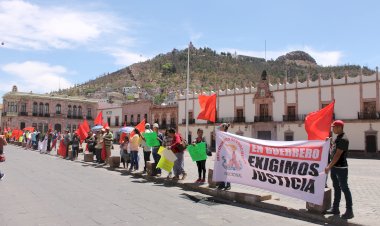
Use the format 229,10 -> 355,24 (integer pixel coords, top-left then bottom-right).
150,104 -> 178,130
177,69 -> 380,157
2,86 -> 98,132
122,100 -> 152,126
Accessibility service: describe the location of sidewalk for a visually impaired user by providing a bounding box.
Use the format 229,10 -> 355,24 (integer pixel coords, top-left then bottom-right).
11,143 -> 378,226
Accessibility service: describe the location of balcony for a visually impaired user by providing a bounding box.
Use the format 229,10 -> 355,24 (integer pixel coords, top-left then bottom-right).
283,114 -> 306,122
67,115 -> 72,119
1,112 -> 6,116
44,113 -> 50,117
254,115 -> 273,122
38,113 -> 43,117
358,112 -> 379,120
182,118 -> 195,124
86,115 -> 93,120
32,112 -> 38,116
18,112 -> 28,116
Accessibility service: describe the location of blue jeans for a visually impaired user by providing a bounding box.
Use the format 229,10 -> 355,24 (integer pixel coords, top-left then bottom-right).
331,167 -> 353,210
130,151 -> 139,170
173,152 -> 185,177
152,147 -> 161,174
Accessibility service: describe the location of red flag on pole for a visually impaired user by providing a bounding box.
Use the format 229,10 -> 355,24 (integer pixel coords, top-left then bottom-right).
102,122 -> 109,128
119,132 -> 127,144
197,94 -> 217,122
77,124 -> 88,142
82,119 -> 90,132
130,119 -> 146,138
94,111 -> 103,125
305,100 -> 335,140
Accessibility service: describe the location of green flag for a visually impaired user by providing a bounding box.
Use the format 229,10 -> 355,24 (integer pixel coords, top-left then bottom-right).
144,132 -> 160,147
187,142 -> 207,161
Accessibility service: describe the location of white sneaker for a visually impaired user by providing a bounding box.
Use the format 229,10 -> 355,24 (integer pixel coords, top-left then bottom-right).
0,173 -> 4,181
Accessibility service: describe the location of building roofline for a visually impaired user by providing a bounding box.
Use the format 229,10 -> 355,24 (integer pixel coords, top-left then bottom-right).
3,92 -> 98,103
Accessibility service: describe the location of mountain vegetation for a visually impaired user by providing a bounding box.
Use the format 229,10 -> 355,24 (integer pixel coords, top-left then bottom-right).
55,45 -> 375,103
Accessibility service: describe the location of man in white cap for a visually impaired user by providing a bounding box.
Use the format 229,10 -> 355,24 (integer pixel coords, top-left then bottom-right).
141,123 -> 153,173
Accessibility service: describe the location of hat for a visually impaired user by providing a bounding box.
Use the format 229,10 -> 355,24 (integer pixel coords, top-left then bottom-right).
332,120 -> 344,127
105,126 -> 110,130
145,123 -> 151,127
153,123 -> 159,128
101,128 -> 106,132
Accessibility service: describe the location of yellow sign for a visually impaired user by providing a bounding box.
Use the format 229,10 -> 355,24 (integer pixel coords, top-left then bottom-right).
156,156 -> 174,172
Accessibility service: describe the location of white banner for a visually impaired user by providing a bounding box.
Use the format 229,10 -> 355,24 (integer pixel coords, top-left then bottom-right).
213,131 -> 329,205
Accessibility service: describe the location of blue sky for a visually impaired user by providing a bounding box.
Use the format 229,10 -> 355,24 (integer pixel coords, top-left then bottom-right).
1,0 -> 379,98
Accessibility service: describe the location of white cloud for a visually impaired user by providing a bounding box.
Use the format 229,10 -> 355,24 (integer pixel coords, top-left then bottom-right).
222,46 -> 343,66
0,0 -> 123,50
0,61 -> 73,93
105,48 -> 149,66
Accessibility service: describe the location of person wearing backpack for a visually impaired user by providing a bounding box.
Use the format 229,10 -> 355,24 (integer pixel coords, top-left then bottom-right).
167,128 -> 187,180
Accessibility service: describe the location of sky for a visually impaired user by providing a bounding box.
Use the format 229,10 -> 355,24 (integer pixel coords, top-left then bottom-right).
1,0 -> 380,99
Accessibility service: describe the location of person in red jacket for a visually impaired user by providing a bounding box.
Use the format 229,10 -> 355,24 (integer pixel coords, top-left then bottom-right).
167,128 -> 187,180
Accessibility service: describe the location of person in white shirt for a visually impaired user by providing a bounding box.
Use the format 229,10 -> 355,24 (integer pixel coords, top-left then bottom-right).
141,123 -> 153,173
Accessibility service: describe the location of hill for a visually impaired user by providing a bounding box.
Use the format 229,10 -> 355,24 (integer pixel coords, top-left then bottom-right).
55,45 -> 375,104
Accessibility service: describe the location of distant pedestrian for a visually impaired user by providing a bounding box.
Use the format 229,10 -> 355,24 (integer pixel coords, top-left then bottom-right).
152,123 -> 163,176
217,123 -> 231,190
325,120 -> 354,219
120,135 -> 130,169
85,131 -> 96,154
103,127 -> 113,165
129,128 -> 142,171
95,130 -> 105,163
71,132 -> 80,160
63,129 -> 71,159
0,134 -> 8,180
167,128 -> 187,180
141,123 -> 153,173
192,128 -> 207,183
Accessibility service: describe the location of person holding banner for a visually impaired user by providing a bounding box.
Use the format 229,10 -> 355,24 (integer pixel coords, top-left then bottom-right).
217,123 -> 232,190
167,128 -> 187,180
152,123 -> 164,176
141,123 -> 153,173
324,120 -> 354,219
129,128 -> 142,171
192,128 -> 208,183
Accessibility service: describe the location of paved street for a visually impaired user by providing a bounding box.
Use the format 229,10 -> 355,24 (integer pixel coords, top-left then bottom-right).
0,145 -> 326,226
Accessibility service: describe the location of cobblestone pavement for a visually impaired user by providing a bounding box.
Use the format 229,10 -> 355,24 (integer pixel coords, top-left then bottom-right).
0,145 -> 325,226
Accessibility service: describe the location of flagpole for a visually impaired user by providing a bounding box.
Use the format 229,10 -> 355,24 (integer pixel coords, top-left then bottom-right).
185,42 -> 190,141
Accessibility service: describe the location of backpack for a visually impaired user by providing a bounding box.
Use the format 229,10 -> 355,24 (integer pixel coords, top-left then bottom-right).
177,135 -> 188,152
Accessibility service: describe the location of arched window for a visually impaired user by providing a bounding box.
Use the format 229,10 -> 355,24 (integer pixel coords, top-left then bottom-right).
56,104 -> 61,114
39,103 -> 44,115
73,105 -> 77,117
68,105 -> 72,117
44,103 -> 49,115
33,102 -> 38,114
78,106 -> 82,117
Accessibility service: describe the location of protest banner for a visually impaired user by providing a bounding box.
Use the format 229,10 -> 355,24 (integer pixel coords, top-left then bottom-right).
213,131 -> 329,205
157,156 -> 174,172
157,146 -> 165,155
144,132 -> 160,147
161,148 -> 177,162
187,142 -> 207,161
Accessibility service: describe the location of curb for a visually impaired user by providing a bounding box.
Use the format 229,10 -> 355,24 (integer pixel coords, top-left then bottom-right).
10,144 -> 365,226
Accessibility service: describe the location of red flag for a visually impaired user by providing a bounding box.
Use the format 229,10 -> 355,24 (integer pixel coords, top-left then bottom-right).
102,122 -> 109,128
82,119 -> 90,132
77,124 -> 88,142
305,100 -> 335,140
94,111 -> 103,125
130,119 -> 146,138
119,132 -> 127,144
58,142 -> 67,158
101,143 -> 106,161
197,94 -> 217,122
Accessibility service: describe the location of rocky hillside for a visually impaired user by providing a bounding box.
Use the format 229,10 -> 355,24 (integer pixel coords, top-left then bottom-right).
55,45 -> 374,103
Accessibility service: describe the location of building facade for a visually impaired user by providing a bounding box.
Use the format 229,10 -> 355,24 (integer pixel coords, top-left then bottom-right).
150,104 -> 178,130
177,69 -> 380,157
122,100 -> 152,126
98,102 -> 123,128
2,86 -> 98,133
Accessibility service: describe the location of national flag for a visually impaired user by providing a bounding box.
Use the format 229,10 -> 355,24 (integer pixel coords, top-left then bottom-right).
94,111 -> 103,125
130,119 -> 146,139
305,100 -> 335,140
197,94 -> 217,122
82,119 -> 90,132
